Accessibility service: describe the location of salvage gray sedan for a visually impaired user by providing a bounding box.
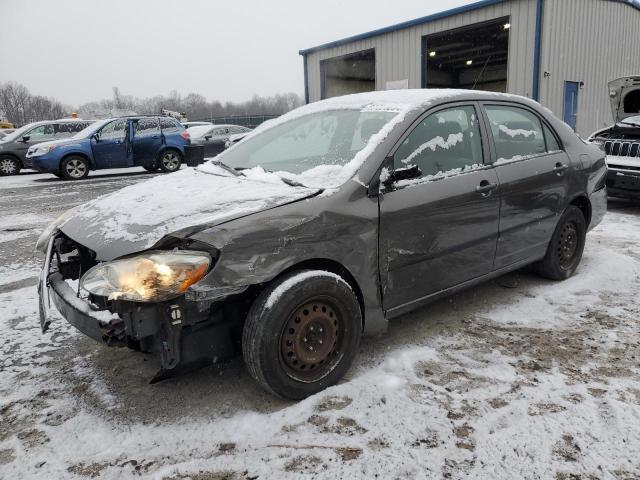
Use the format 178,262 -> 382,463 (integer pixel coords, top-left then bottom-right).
38,90 -> 607,399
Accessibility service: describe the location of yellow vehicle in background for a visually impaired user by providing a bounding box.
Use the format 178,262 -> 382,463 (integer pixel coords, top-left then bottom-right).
0,120 -> 14,129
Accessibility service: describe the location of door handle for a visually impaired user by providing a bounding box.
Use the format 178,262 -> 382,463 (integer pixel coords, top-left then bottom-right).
476,181 -> 498,195
553,163 -> 569,175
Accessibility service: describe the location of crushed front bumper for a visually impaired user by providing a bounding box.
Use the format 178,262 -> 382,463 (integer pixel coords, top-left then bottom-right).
38,235 -> 241,380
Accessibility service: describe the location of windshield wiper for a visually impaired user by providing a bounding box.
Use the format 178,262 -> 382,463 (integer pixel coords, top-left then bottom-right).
209,160 -> 242,176
620,121 -> 640,127
278,177 -> 307,188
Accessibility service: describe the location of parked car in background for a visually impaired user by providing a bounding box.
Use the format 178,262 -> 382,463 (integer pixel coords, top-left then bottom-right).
0,119 -> 94,175
188,124 -> 251,157
26,115 -> 190,179
182,121 -> 213,129
224,130 -> 253,149
38,90 -> 606,399
588,76 -> 640,199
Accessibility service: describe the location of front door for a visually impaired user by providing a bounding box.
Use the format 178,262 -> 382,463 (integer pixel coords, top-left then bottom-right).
132,117 -> 162,166
91,118 -> 130,168
203,127 -> 230,157
563,81 -> 580,131
379,104 -> 500,312
482,103 -> 571,269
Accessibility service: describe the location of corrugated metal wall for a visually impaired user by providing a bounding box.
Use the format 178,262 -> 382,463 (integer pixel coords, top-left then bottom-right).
539,0 -> 640,136
304,0 -> 538,102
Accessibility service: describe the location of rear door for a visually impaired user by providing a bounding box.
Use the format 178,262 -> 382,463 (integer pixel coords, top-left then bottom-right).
132,117 -> 161,166
480,102 -> 570,269
91,118 -> 129,168
204,127 -> 230,156
379,103 -> 501,312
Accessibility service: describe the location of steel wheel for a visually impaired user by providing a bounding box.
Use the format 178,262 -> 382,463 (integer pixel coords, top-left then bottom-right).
280,301 -> 341,382
557,221 -> 578,269
0,157 -> 19,175
159,151 -> 180,172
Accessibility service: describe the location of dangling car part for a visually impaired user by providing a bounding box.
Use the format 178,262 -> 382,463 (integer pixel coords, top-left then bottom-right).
588,76 -> 640,199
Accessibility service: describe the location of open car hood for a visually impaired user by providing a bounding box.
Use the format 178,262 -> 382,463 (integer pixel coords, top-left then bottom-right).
59,166 -> 320,261
609,76 -> 640,123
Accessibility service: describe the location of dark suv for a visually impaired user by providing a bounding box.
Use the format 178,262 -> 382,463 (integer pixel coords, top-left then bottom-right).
0,119 -> 94,175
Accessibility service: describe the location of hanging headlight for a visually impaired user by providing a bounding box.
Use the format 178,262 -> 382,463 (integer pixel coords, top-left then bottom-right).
80,250 -> 211,302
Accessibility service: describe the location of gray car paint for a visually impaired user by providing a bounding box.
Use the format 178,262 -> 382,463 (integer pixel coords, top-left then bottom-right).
57,91 -> 607,337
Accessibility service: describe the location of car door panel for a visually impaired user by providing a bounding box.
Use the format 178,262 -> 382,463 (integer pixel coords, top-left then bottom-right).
90,119 -> 129,168
378,103 -> 500,311
380,168 -> 500,310
481,103 -> 571,269
132,118 -> 161,166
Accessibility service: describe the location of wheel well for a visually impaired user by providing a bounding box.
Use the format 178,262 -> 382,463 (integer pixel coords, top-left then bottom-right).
60,152 -> 92,170
0,153 -> 23,168
275,259 -> 366,329
570,195 -> 592,226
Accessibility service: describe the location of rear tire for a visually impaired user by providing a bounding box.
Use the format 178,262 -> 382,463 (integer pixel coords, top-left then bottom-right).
158,150 -> 181,173
534,206 -> 586,280
0,156 -> 20,176
60,156 -> 89,180
242,270 -> 362,400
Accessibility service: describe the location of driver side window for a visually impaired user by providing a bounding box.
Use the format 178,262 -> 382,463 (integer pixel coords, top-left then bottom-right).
394,106 -> 484,180
99,119 -> 128,140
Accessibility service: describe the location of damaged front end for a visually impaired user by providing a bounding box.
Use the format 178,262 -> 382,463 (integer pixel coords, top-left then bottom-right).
589,76 -> 640,198
38,232 -> 250,382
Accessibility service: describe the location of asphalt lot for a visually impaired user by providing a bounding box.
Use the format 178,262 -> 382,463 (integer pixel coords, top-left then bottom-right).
1,168 -> 639,479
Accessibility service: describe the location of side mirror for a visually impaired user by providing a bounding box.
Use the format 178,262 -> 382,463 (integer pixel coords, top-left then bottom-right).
204,134 -> 212,140
92,133 -> 100,142
383,165 -> 422,186
21,135 -> 30,142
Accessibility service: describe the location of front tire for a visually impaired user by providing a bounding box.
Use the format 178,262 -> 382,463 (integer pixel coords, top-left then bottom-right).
534,206 -> 586,280
60,156 -> 89,180
158,150 -> 181,173
0,156 -> 20,176
242,270 -> 362,400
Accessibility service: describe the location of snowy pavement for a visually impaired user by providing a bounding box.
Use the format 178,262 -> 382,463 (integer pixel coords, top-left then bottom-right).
1,170 -> 639,479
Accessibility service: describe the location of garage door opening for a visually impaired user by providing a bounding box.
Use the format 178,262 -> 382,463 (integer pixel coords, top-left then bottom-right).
321,49 -> 375,100
423,17 -> 510,92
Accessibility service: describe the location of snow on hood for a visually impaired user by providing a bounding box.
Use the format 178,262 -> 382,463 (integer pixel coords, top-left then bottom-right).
59,165 -> 319,260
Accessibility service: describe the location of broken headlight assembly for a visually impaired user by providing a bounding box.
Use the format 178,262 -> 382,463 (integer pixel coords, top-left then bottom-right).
80,250 -> 211,302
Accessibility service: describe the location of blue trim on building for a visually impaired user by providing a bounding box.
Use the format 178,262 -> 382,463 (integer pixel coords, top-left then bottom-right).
299,0 -> 640,57
299,0 -> 507,56
303,55 -> 309,104
532,0 -> 544,101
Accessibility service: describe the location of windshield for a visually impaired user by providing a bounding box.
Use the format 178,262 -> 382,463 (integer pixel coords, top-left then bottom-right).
1,122 -> 41,143
72,119 -> 112,139
215,109 -> 399,187
621,115 -> 640,127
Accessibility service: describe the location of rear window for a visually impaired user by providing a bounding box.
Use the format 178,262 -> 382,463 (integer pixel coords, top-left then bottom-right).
159,117 -> 181,133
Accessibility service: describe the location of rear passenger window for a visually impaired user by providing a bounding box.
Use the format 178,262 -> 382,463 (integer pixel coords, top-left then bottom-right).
394,106 -> 484,180
485,106 -> 547,162
543,124 -> 561,151
134,118 -> 160,137
159,117 -> 180,133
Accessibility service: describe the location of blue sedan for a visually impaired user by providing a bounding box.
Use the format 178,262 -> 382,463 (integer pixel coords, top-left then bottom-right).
26,115 -> 190,179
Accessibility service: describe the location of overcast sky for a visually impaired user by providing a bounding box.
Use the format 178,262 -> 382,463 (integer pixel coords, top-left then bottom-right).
0,0 -> 472,106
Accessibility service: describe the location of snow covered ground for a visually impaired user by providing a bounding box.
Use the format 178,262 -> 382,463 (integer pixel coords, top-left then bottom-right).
0,169 -> 639,479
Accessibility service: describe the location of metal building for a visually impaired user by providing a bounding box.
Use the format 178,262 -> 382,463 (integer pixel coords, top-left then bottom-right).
300,0 -> 640,137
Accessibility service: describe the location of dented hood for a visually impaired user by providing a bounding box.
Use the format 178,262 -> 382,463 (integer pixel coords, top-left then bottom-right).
59,165 -> 320,260
609,76 -> 640,123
